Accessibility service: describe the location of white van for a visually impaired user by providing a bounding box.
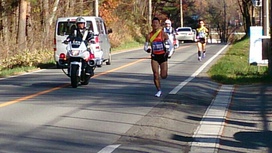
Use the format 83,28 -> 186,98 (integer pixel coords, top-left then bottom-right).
54,16 -> 112,68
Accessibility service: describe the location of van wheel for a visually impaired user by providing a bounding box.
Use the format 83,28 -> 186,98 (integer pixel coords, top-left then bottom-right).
106,53 -> 111,65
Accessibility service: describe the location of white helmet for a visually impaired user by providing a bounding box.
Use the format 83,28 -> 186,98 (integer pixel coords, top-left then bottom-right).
76,17 -> 85,24
165,19 -> 171,25
165,19 -> 171,24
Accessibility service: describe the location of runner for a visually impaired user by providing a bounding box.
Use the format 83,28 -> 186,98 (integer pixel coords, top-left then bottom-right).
196,19 -> 209,61
144,17 -> 173,97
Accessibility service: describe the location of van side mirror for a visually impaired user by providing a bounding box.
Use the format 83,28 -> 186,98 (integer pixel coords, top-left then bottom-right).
108,28 -> 113,34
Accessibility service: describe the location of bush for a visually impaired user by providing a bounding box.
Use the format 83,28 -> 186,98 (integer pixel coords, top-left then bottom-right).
0,49 -> 53,70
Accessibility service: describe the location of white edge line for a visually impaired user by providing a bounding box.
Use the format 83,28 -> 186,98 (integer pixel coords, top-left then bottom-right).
189,85 -> 233,153
98,144 -> 121,153
214,85 -> 233,152
169,44 -> 229,95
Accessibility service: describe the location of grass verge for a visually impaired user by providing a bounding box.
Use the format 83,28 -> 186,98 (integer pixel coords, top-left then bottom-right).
0,40 -> 144,78
0,60 -> 56,78
207,37 -> 272,84
112,40 -> 143,52
1,38 -> 271,85
0,66 -> 37,78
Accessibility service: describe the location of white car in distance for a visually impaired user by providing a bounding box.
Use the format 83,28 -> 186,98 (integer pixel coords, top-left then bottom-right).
175,27 -> 196,42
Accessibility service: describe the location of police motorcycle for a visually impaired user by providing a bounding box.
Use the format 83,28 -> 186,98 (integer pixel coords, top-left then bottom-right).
59,33 -> 96,88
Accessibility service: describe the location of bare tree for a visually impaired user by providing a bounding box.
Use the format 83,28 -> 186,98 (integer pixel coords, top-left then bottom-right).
0,0 -> 256,58
80,0 -> 84,14
49,0 -> 60,26
0,1 -> 8,41
26,1 -> 33,48
42,0 -> 49,48
237,0 -> 252,36
68,0 -> 75,16
0,0 -> 10,57
17,0 -> 27,50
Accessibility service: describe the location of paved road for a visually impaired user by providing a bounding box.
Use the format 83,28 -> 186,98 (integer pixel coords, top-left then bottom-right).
0,43 -> 270,153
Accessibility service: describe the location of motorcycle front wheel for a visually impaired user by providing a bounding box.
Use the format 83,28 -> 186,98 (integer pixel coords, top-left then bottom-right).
71,64 -> 80,88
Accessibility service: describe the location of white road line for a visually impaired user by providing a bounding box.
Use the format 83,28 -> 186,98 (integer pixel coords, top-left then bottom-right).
189,85 -> 233,153
169,44 -> 229,94
98,144 -> 121,153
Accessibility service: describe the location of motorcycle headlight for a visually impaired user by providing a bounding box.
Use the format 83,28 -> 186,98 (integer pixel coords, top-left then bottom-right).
83,51 -> 90,60
69,50 -> 80,56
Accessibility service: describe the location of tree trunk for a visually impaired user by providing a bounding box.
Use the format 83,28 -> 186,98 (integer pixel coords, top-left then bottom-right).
12,6 -> 19,48
49,0 -> 60,26
69,0 -> 74,16
269,0 -> 272,75
0,0 -> 10,58
17,0 -> 27,51
43,0 -> 49,48
80,0 -> 84,15
0,1 -> 4,41
237,0 -> 252,36
26,1 -> 33,48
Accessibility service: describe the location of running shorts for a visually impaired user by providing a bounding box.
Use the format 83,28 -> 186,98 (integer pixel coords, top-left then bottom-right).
197,38 -> 206,44
151,53 -> 168,65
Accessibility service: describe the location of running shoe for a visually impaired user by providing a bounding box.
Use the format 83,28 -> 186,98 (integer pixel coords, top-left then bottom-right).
155,90 -> 162,97
202,52 -> 206,58
198,56 -> 202,61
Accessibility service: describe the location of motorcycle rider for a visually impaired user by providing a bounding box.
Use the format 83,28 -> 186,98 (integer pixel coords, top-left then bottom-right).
66,17 -> 94,43
163,19 -> 175,36
163,19 -> 175,57
65,17 -> 95,76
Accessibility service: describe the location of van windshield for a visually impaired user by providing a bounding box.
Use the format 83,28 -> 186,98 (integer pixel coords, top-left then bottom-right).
57,21 -> 93,36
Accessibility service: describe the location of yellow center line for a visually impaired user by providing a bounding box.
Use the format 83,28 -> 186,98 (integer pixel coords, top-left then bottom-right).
0,45 -> 190,108
93,58 -> 147,78
0,58 -> 148,108
0,84 -> 69,108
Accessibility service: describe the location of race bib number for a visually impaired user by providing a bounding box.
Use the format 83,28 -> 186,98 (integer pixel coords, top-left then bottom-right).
199,32 -> 206,38
152,42 -> 164,52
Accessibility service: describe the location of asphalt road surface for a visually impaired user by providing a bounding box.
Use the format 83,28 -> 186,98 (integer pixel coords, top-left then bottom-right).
0,43 -> 236,153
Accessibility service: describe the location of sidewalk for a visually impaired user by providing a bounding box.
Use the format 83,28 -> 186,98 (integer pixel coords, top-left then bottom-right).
163,76 -> 272,153
218,84 -> 272,153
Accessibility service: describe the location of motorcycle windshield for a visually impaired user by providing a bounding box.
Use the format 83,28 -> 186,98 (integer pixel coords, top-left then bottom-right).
71,41 -> 81,48
71,37 -> 83,48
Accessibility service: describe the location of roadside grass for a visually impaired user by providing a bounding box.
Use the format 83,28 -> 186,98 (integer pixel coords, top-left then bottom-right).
208,37 -> 272,84
112,40 -> 143,52
0,59 -> 57,78
4,37 -> 270,85
0,66 -> 37,78
0,40 -> 144,78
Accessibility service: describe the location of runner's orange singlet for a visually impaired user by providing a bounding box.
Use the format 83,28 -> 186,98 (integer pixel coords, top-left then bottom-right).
149,31 -> 165,55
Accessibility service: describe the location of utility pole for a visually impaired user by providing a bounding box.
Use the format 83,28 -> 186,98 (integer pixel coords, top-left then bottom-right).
223,0 -> 227,43
265,0 -> 272,75
149,0 -> 152,31
263,0 -> 269,35
95,0 -> 99,17
180,0 -> 183,27
270,0 -> 272,75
